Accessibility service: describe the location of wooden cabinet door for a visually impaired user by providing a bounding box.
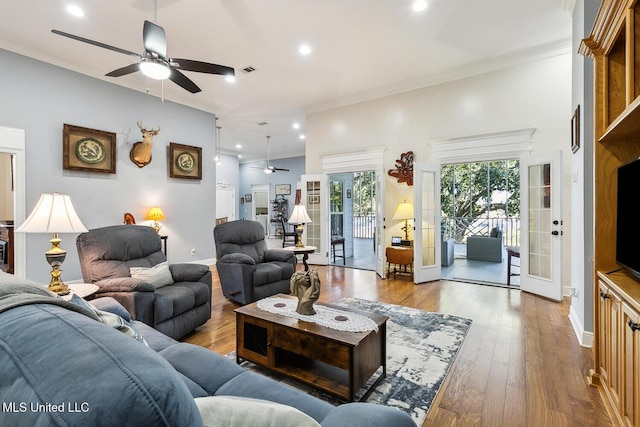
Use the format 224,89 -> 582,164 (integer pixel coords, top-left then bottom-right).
236,314 -> 273,368
622,302 -> 640,427
598,280 -> 622,409
609,290 -> 623,410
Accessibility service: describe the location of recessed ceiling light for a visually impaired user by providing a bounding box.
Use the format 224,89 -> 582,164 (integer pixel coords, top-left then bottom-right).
299,44 -> 312,56
412,1 -> 427,12
236,144 -> 242,149
292,123 -> 300,129
238,154 -> 243,159
225,75 -> 236,83
299,134 -> 306,140
66,4 -> 85,17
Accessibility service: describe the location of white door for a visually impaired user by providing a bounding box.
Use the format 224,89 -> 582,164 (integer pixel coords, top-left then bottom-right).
413,163 -> 441,283
520,151 -> 562,301
251,184 -> 269,235
375,170 -> 385,278
301,174 -> 329,265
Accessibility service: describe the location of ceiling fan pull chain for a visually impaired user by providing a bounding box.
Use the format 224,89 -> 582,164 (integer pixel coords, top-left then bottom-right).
161,79 -> 165,103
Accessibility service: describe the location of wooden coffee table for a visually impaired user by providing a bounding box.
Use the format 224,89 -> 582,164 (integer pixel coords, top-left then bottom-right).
235,294 -> 388,401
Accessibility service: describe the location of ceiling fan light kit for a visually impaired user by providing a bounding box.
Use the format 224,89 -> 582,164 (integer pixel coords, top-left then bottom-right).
140,59 -> 171,80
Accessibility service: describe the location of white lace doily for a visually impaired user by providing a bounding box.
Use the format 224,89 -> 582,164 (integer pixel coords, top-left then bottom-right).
257,297 -> 379,333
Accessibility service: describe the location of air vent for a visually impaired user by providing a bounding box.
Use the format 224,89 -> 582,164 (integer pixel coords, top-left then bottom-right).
241,66 -> 256,73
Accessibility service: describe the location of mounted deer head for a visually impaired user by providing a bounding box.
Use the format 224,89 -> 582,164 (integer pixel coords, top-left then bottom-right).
130,121 -> 160,168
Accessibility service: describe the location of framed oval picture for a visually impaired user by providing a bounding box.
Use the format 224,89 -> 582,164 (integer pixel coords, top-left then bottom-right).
169,142 -> 202,180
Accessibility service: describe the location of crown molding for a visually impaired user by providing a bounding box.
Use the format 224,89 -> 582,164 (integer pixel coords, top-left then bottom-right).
304,38 -> 572,114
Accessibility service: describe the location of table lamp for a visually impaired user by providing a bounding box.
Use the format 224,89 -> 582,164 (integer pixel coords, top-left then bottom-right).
392,201 -> 414,241
15,193 -> 87,295
288,204 -> 312,248
146,206 -> 166,233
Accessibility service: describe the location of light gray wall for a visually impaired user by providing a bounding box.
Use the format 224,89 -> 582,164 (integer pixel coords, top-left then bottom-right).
0,48 -> 219,283
569,0 -> 597,344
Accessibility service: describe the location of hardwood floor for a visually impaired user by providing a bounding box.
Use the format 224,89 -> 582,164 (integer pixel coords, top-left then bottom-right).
182,265 -> 611,427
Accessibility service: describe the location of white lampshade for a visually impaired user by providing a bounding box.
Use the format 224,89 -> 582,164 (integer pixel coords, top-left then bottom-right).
288,204 -> 312,225
392,201 -> 414,221
15,193 -> 87,295
16,193 -> 87,234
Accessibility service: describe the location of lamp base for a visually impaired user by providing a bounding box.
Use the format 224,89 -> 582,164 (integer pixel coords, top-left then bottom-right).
295,224 -> 304,248
401,219 -> 410,241
152,221 -> 162,233
45,234 -> 70,296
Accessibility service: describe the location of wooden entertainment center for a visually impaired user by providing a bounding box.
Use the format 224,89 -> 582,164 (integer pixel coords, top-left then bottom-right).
582,1 -> 640,425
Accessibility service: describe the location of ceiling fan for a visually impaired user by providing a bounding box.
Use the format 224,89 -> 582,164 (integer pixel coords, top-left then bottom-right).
51,20 -> 234,94
253,136 -> 290,174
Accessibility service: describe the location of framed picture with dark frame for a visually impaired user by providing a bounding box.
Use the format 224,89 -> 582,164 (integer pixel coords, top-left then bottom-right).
169,142 -> 202,180
275,184 -> 291,195
245,194 -> 252,202
63,124 -> 117,174
571,105 -> 580,153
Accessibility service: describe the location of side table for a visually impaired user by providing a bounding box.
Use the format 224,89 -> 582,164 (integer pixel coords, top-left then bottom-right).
282,245 -> 317,271
385,246 -> 414,278
63,283 -> 99,301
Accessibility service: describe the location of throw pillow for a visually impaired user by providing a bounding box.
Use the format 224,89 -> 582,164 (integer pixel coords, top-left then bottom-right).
194,396 -> 321,427
68,294 -> 147,345
130,261 -> 174,288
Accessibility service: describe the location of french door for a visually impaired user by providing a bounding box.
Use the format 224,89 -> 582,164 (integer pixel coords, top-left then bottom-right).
519,151 -> 562,301
301,174 -> 329,266
413,162 -> 441,283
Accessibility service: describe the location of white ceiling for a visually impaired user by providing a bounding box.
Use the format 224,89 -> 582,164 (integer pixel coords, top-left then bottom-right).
0,0 -> 573,162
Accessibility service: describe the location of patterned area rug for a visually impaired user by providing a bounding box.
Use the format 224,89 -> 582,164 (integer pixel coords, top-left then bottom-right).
230,297 -> 472,426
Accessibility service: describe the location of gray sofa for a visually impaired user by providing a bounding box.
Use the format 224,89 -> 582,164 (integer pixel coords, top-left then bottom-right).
214,220 -> 296,305
0,273 -> 415,427
466,227 -> 504,262
76,225 -> 212,339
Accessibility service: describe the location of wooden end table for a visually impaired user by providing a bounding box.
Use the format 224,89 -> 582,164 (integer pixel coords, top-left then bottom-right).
235,294 -> 387,401
282,245 -> 316,271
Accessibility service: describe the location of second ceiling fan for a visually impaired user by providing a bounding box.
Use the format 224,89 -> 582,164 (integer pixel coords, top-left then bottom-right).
52,19 -> 234,94
255,136 -> 290,174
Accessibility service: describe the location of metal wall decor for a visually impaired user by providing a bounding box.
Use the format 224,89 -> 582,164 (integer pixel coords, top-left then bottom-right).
387,151 -> 414,186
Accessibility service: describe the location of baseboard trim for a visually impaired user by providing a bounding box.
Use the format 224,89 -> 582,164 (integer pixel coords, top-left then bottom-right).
569,305 -> 594,348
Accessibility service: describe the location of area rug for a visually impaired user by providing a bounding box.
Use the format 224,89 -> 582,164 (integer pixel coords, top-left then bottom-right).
230,297 -> 472,426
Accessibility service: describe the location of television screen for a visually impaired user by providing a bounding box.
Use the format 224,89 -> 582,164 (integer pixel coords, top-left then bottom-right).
616,158 -> 640,278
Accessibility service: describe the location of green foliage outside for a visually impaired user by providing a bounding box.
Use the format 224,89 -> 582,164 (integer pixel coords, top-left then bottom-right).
441,160 -> 520,242
353,171 -> 376,216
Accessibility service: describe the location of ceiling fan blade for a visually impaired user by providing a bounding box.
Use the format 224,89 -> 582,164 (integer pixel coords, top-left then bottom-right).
105,63 -> 140,77
143,20 -> 167,58
51,29 -> 140,58
169,68 -> 201,93
273,167 -> 290,172
171,58 -> 235,76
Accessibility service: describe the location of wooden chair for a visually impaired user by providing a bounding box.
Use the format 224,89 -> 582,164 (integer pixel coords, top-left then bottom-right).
331,236 -> 345,265
281,217 -> 298,247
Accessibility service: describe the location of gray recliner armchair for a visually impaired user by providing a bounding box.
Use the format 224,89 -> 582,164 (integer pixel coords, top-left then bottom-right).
214,220 -> 296,305
76,225 -> 212,340
466,227 -> 504,262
